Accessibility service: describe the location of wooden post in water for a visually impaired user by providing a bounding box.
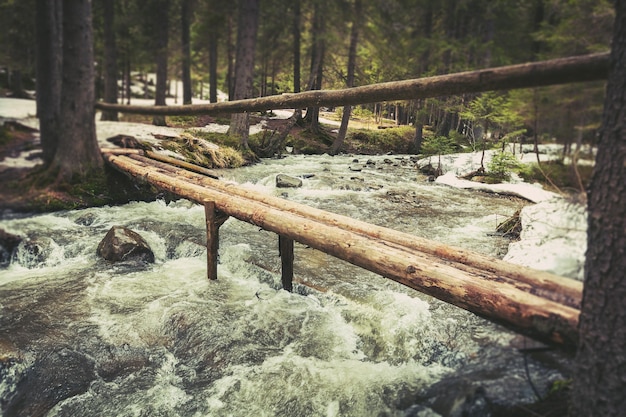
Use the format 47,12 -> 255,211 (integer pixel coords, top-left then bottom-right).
279,235 -> 294,292
204,201 -> 229,280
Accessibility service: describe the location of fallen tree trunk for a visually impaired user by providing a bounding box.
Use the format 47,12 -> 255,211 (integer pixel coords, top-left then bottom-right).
103,151 -> 580,347
96,53 -> 608,116
114,150 -> 582,309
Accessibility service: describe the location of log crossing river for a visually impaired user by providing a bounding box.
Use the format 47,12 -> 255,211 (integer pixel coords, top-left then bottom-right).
103,149 -> 581,348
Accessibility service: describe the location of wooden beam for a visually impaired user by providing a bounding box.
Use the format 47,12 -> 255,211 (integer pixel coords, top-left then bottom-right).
204,201 -> 230,280
103,152 -> 581,347
204,202 -> 219,280
145,151 -> 220,179
96,53 -> 608,116
279,235 -> 294,292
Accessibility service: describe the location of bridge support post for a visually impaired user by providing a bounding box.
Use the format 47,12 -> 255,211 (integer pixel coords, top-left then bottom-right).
279,235 -> 294,292
204,201 -> 228,280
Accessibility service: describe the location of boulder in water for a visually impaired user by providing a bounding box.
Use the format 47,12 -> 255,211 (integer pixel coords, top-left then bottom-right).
12,237 -> 62,268
97,226 -> 155,263
276,174 -> 303,188
0,229 -> 22,268
3,348 -> 96,417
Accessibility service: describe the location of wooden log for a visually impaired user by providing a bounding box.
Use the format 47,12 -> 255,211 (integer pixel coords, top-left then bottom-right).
96,53 -> 608,116
279,235 -> 294,292
117,151 -> 582,309
103,152 -> 580,347
204,202 -> 219,280
145,150 -> 220,179
100,147 -> 143,155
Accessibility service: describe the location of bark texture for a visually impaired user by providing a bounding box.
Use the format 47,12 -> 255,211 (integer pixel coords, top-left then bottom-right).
228,0 -> 259,149
153,0 -> 169,126
101,0 -> 118,121
209,30 -> 218,103
52,0 -> 103,179
181,0 -> 193,105
303,1 -> 326,133
330,0 -> 362,155
571,2 -> 626,415
292,0 -> 301,94
35,0 -> 63,165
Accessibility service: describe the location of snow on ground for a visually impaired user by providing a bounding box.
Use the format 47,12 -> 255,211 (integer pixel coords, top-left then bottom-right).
504,199 -> 587,280
435,172 -> 557,203
0,97 -> 588,280
425,149 -> 586,279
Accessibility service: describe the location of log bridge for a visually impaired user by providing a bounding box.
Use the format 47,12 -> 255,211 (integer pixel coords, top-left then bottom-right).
103,148 -> 583,349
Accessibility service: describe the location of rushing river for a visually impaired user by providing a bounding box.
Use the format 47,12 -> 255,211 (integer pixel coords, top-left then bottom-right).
0,154 -> 570,416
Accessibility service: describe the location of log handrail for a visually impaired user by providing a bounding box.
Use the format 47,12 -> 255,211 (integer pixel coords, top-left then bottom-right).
95,53 -> 609,116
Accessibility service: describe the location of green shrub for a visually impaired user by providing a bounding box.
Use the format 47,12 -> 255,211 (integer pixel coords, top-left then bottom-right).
488,151 -> 521,181
421,135 -> 456,157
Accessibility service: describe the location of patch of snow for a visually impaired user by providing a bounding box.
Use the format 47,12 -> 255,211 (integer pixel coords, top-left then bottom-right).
435,172 -> 557,203
96,121 -> 188,148
0,98 -> 37,120
0,149 -> 42,172
504,199 -> 587,280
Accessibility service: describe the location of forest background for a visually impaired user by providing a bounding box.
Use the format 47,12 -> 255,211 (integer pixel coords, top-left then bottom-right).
0,0 -> 615,172
0,1 -> 625,416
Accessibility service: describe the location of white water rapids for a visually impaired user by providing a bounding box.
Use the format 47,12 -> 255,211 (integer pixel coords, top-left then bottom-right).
0,153 -> 577,416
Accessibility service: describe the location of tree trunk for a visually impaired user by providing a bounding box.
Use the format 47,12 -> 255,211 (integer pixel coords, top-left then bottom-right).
35,0 -> 63,166
9,69 -> 28,99
411,106 -> 424,155
330,0 -> 362,155
292,0 -> 301,94
101,0 -> 118,121
227,14 -> 235,101
153,0 -> 169,126
228,0 -> 259,150
181,0 -> 193,105
570,2 -> 626,415
124,57 -> 131,104
51,0 -> 103,180
304,1 -> 326,132
209,30 -> 218,103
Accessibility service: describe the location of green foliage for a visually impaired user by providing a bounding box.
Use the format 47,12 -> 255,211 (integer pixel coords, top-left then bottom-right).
460,92 -> 521,131
351,106 -> 375,119
549,379 -> 573,394
421,135 -> 456,157
487,151 -> 521,181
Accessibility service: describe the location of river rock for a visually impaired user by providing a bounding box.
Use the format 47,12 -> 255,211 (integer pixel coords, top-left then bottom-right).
276,174 -> 303,188
3,348 -> 96,417
0,229 -> 22,268
106,134 -> 144,149
97,226 -> 155,263
12,237 -> 62,268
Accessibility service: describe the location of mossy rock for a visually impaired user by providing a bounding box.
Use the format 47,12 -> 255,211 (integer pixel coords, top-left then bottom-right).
161,132 -> 245,168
